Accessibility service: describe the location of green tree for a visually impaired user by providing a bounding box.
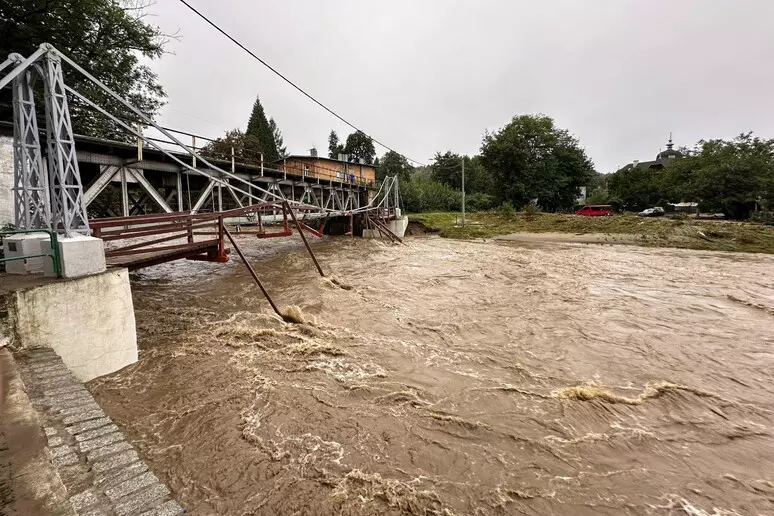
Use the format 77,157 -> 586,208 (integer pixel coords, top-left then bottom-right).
328,130 -> 344,158
480,114 -> 594,211
411,165 -> 433,182
0,0 -> 170,139
431,151 -> 463,189
201,129 -> 259,162
268,118 -> 287,158
664,133 -> 774,218
430,152 -> 492,195
587,171 -> 607,192
606,164 -> 665,210
343,131 -> 376,165
245,95 -> 279,162
466,193 -> 495,211
377,151 -> 412,182
401,176 -> 461,213
584,188 -> 610,206
464,155 -> 493,196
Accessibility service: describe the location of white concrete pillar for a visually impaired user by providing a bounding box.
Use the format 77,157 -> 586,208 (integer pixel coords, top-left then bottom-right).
8,269 -> 137,381
43,235 -> 106,279
386,216 -> 409,238
0,136 -> 13,227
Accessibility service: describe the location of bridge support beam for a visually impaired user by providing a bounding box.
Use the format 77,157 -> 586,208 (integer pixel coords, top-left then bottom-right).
176,171 -> 184,212
84,165 -> 119,205
12,68 -> 49,230
226,183 -> 244,208
120,167 -> 129,217
126,168 -> 172,213
192,179 -> 216,213
41,49 -> 89,236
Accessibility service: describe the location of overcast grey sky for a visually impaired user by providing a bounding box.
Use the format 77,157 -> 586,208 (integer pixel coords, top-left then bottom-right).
144,0 -> 774,172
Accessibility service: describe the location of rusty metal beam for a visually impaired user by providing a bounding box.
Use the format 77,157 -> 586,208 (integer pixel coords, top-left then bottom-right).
222,225 -> 283,318
284,201 -> 324,277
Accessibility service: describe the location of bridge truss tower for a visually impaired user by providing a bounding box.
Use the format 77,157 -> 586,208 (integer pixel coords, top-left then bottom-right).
3,43 -> 402,238
1,45 -> 89,236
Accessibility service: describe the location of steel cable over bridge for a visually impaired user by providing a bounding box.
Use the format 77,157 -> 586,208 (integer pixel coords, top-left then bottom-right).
2,43 -> 405,270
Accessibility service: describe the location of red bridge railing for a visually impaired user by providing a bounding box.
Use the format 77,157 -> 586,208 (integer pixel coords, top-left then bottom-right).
90,202 -> 319,269
90,202 -> 396,270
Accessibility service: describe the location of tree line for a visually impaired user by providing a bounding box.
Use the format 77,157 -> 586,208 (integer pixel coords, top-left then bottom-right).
590,134 -> 774,219
6,2 -> 772,220
373,114 -> 595,214
376,123 -> 774,220
1,0 -> 169,139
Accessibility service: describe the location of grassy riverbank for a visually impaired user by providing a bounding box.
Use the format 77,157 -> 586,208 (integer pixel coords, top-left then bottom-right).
411,212 -> 774,254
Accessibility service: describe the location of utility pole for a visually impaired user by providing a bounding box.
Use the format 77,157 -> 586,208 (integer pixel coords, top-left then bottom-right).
461,157 -> 466,226
394,176 -> 399,214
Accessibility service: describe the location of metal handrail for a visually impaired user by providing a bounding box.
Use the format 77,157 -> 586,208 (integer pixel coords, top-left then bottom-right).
0,229 -> 62,278
89,202 -> 289,228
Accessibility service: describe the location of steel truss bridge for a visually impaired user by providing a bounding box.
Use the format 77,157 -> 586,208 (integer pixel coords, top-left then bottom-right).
1,44 -> 402,268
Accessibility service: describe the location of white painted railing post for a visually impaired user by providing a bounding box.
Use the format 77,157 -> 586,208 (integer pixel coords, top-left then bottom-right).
136,122 -> 143,162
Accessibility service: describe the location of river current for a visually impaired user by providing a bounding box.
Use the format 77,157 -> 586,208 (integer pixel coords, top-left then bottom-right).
89,236 -> 774,515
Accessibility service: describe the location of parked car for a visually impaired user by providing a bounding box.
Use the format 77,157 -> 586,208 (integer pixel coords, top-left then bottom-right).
576,205 -> 614,216
638,207 -> 666,217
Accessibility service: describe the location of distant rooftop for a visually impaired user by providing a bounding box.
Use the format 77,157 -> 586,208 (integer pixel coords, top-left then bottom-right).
278,152 -> 376,167
633,133 -> 685,169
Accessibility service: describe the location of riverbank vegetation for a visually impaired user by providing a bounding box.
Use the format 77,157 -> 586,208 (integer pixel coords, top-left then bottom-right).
376,114 -> 594,215
1,0 -> 170,140
375,117 -> 774,225
411,211 -> 774,254
599,134 -> 774,219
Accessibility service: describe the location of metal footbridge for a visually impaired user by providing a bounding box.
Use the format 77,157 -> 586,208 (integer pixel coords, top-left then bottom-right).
2,43 -> 404,270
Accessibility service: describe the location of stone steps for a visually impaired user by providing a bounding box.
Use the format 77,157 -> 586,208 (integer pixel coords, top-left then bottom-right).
16,347 -> 184,516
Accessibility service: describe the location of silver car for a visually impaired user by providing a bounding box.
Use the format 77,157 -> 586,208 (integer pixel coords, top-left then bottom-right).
638,207 -> 666,217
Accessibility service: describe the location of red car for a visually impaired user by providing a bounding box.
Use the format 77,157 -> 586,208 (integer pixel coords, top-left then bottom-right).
576,205 -> 614,216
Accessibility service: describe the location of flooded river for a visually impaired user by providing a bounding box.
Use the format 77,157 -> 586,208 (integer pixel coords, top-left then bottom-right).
89,236 -> 774,515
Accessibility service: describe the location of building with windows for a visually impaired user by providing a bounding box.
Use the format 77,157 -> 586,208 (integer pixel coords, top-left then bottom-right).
632,134 -> 685,170
277,150 -> 376,186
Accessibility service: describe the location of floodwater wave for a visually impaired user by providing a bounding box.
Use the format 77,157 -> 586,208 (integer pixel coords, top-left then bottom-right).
89,236 -> 774,515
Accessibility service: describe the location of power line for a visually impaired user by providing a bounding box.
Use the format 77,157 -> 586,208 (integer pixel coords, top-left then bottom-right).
0,101 -> 219,143
176,0 -> 425,167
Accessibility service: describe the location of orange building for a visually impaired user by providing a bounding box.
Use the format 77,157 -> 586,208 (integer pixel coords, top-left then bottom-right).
277,152 -> 376,186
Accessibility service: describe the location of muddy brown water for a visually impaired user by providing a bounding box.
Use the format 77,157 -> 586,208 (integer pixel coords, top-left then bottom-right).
88,236 -> 774,515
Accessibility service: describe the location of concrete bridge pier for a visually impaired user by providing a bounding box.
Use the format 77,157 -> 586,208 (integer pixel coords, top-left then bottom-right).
386,209 -> 409,238
4,269 -> 138,382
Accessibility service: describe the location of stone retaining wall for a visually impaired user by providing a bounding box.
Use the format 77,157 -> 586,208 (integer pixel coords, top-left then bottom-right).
16,347 -> 183,515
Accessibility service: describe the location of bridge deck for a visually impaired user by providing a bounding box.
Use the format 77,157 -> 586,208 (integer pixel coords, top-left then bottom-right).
92,202 -> 334,270
105,239 -> 222,270
90,203 -> 397,271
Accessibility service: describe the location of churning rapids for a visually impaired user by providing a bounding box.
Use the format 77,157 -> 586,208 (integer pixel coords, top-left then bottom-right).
88,236 -> 774,515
